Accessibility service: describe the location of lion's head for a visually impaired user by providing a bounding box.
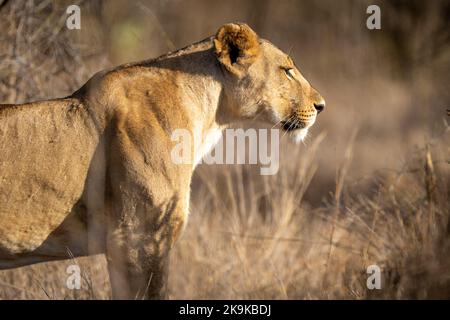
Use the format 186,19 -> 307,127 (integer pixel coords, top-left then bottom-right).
214,23 -> 325,142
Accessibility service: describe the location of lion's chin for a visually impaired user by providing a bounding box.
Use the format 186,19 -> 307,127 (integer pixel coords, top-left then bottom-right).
289,128 -> 309,144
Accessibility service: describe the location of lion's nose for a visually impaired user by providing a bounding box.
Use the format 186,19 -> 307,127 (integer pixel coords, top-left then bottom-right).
314,102 -> 325,114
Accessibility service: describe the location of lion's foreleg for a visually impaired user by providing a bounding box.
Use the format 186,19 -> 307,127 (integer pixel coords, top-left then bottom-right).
106,235 -> 170,300
105,188 -> 187,299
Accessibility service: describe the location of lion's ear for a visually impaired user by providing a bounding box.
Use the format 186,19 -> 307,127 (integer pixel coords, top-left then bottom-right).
214,23 -> 260,77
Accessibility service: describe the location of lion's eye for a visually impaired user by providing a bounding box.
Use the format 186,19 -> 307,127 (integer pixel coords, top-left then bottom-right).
283,68 -> 295,79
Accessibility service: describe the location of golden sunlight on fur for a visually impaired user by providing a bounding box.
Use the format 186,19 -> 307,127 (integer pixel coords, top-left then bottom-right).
0,22 -> 324,299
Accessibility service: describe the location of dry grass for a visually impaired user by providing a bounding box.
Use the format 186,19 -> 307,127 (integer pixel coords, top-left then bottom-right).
168,130 -> 450,300
0,0 -> 449,299
0,127 -> 448,300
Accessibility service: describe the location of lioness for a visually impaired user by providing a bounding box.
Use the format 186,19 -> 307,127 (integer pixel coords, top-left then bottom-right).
0,23 -> 324,299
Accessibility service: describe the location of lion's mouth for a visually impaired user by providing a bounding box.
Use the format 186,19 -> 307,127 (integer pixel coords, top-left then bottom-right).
281,120 -> 307,131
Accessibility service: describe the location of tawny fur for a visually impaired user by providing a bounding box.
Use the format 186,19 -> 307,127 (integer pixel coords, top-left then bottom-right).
0,23 -> 324,299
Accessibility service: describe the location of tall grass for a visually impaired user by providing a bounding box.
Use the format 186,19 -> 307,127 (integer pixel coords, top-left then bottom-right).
169,128 -> 449,299
3,127 -> 447,300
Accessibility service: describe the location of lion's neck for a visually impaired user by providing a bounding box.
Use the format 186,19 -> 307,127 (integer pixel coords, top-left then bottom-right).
164,60 -> 229,166
147,41 -> 234,166
177,72 -> 227,166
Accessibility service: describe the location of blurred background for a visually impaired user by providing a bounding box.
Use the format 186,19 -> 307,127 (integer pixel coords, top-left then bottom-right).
0,0 -> 449,299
